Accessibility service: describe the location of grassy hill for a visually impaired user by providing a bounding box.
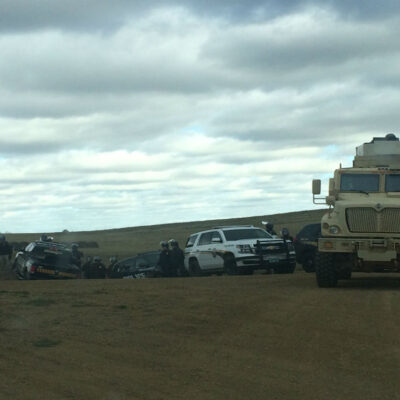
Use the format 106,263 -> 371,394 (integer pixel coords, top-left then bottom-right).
6,208 -> 327,262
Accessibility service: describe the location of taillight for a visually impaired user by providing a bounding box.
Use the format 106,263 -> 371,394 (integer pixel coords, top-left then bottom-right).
30,264 -> 37,273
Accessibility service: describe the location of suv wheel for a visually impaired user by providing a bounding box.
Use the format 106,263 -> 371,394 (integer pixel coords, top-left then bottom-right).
188,259 -> 201,277
224,255 -> 238,275
315,251 -> 337,288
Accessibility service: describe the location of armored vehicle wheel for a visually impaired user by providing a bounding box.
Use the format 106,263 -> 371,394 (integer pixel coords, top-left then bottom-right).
224,255 -> 238,275
188,259 -> 201,277
315,251 -> 338,288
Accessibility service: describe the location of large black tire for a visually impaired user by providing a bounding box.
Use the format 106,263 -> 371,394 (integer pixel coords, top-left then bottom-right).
224,255 -> 238,275
188,259 -> 201,277
315,251 -> 338,288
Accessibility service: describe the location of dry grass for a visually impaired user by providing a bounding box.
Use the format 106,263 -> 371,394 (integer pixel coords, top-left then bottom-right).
1,272 -> 400,399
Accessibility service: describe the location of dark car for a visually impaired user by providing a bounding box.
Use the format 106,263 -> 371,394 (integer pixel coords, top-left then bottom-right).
109,251 -> 161,279
13,241 -> 81,280
293,223 -> 321,272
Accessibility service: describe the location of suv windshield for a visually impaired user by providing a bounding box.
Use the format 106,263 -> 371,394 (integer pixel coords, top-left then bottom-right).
385,174 -> 400,192
222,229 -> 271,241
340,173 -> 380,192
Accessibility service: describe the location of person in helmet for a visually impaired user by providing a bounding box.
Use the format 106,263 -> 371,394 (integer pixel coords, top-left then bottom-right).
264,222 -> 277,236
0,234 -> 13,274
168,239 -> 186,277
71,243 -> 83,268
83,256 -> 106,279
157,241 -> 171,277
280,227 -> 293,242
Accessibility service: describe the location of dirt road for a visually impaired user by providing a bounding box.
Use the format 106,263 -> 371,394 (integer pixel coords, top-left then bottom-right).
1,272 -> 400,400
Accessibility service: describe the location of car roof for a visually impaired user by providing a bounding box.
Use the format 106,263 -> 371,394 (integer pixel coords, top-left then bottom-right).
192,225 -> 262,235
32,241 -> 71,251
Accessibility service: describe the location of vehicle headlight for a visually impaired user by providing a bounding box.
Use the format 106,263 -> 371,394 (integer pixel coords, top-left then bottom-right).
236,244 -> 253,254
328,225 -> 340,234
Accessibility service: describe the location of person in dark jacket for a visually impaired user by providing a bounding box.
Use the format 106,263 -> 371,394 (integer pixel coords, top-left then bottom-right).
264,222 -> 277,236
71,243 -> 83,268
157,241 -> 171,277
168,239 -> 187,277
87,256 -> 107,279
0,234 -> 13,272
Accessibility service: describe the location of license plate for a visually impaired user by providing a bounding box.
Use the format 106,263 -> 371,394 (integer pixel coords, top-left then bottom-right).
265,257 -> 279,263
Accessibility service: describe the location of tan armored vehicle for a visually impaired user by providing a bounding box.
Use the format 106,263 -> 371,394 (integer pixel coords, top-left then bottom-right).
312,133 -> 400,287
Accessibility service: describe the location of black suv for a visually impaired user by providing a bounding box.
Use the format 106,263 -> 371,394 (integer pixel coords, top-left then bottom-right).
293,223 -> 321,273
109,251 -> 161,279
14,241 -> 81,280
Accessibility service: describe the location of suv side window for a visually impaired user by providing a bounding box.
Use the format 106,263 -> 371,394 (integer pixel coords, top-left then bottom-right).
211,231 -> 223,242
198,232 -> 214,245
185,234 -> 198,248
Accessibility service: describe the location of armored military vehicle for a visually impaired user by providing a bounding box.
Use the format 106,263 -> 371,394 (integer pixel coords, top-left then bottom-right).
312,133 -> 400,287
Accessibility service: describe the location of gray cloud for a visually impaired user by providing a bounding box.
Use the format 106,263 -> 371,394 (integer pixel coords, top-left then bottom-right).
0,3 -> 399,232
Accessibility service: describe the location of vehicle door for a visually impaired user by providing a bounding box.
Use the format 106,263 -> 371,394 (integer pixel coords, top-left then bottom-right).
134,256 -> 149,278
15,243 -> 33,275
118,258 -> 136,278
196,231 -> 222,270
208,231 -> 225,269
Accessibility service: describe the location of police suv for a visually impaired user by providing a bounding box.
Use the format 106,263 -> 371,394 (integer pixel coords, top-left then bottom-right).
184,225 -> 296,276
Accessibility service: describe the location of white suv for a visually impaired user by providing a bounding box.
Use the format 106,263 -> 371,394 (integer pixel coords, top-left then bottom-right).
184,225 -> 296,276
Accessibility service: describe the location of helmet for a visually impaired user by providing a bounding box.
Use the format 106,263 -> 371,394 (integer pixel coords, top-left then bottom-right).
266,222 -> 274,230
71,243 -> 79,249
168,239 -> 178,247
40,234 -> 48,242
93,256 -> 101,262
160,241 -> 169,248
281,227 -> 289,237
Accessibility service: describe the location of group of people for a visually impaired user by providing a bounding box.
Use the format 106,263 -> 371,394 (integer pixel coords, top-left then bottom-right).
158,239 -> 186,277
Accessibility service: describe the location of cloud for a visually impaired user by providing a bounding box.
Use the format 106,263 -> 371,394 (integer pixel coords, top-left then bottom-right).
0,3 -> 399,232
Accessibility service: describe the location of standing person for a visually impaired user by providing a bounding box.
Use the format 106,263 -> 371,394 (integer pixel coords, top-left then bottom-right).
0,234 -> 13,273
169,239 -> 187,277
264,222 -> 277,236
157,241 -> 171,277
89,256 -> 107,279
281,228 -> 293,242
71,243 -> 83,268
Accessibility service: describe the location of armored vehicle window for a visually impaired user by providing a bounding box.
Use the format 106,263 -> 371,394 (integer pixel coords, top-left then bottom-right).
385,174 -> 400,192
223,228 -> 271,241
340,173 -> 379,192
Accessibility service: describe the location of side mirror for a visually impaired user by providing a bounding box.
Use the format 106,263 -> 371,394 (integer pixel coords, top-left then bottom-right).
312,179 -> 321,195
328,178 -> 335,196
212,237 -> 222,243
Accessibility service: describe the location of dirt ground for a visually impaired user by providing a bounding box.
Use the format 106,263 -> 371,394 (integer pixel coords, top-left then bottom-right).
1,271 -> 400,400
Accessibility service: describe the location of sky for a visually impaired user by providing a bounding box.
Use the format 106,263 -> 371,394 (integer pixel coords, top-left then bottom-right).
1,0 -> 400,233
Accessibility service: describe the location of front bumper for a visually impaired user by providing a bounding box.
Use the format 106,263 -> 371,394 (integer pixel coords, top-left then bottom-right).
236,254 -> 296,269
318,237 -> 400,262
